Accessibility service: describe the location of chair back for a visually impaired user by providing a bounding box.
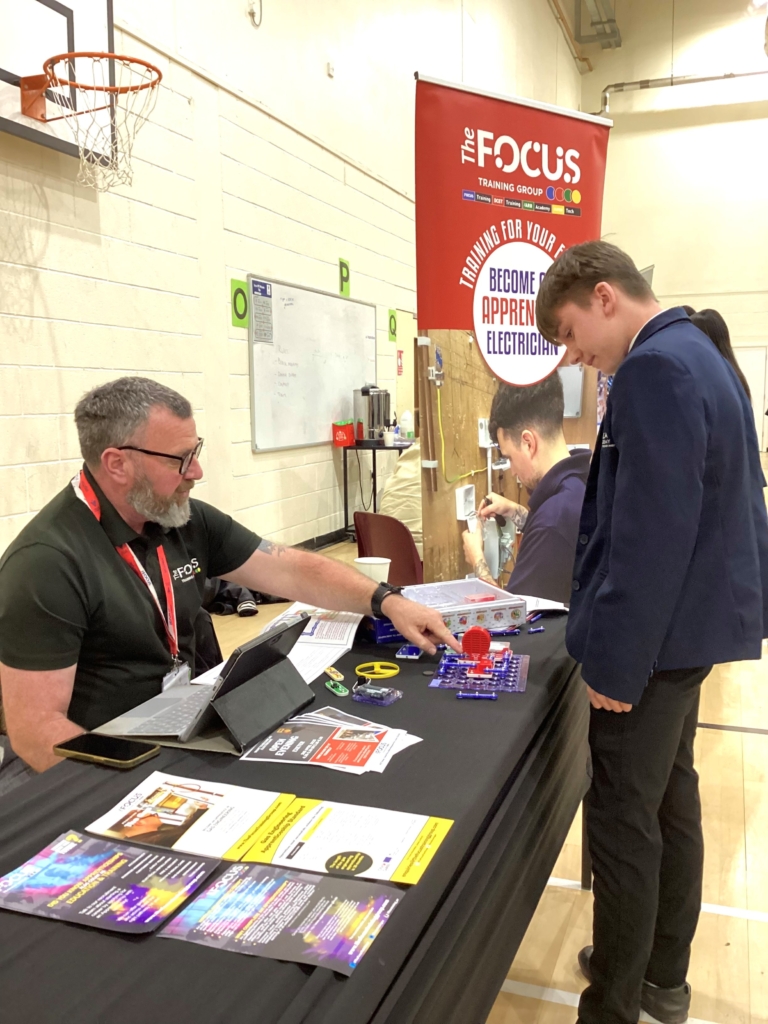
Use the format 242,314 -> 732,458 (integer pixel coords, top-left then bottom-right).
353,511 -> 424,586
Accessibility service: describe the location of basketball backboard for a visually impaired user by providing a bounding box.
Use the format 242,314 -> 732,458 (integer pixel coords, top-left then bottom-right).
0,0 -> 113,158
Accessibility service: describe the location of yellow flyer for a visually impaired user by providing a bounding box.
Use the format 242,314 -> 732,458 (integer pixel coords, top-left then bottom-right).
243,798 -> 452,885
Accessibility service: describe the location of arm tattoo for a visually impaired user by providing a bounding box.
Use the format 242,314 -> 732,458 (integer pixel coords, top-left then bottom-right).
257,538 -> 289,558
473,557 -> 497,587
509,507 -> 528,531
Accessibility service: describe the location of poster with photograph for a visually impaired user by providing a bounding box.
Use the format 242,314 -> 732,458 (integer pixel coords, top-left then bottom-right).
86,772 -> 294,861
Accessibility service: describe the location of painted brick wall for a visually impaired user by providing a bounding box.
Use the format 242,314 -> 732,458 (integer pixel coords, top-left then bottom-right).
0,1 -> 580,554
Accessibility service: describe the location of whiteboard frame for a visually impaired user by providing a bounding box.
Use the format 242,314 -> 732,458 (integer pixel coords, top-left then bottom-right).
246,275 -> 378,453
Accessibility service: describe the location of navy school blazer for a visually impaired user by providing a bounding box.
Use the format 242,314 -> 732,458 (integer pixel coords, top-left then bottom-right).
567,307 -> 768,705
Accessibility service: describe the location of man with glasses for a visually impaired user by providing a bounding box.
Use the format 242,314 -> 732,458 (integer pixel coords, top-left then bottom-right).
0,377 -> 457,780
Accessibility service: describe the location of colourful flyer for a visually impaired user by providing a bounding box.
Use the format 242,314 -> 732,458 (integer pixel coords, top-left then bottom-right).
161,862 -> 402,974
0,831 -> 218,933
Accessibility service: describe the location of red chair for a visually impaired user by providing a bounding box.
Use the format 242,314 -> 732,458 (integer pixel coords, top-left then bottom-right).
353,512 -> 424,586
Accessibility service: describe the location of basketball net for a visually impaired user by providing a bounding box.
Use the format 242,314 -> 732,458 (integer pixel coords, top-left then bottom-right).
44,53 -> 161,192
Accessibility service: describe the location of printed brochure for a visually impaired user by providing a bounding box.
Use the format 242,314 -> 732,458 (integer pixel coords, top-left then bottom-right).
86,772 -> 294,861
243,797 -> 452,885
0,831 -> 217,933
161,862 -> 401,974
86,772 -> 452,885
268,603 -> 363,684
242,705 -> 421,775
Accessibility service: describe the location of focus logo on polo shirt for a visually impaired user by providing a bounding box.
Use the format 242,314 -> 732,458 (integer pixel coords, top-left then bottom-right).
173,558 -> 201,583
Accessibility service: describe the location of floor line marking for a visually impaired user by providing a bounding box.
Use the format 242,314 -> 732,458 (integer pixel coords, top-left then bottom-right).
698,722 -> 768,736
700,901 -> 768,923
499,979 -> 719,1024
549,876 -> 583,890
547,878 -> 768,923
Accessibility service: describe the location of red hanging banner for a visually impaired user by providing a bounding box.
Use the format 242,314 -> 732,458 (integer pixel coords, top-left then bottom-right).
415,77 -> 611,385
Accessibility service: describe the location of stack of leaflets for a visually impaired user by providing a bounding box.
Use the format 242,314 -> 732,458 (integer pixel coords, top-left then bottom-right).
85,771 -> 452,885
0,830 -> 400,974
0,772 -> 454,971
190,603 -> 363,691
268,603 -> 363,684
241,705 -> 422,775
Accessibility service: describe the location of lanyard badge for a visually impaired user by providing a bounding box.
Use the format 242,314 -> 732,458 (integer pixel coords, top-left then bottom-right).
72,471 -> 180,662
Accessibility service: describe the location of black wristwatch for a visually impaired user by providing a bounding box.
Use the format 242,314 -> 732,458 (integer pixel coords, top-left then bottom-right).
370,582 -> 404,620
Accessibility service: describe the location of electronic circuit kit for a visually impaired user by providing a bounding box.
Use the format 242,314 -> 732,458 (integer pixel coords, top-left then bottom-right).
427,626 -> 529,694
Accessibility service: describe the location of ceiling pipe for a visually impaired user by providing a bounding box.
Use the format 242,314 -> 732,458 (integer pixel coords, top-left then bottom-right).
547,0 -> 594,74
598,68 -> 768,115
576,0 -> 622,50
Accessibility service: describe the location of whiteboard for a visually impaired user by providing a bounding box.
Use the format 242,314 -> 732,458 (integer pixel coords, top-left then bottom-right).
247,276 -> 377,452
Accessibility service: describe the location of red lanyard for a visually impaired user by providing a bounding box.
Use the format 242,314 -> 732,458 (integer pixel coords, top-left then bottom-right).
73,471 -> 179,660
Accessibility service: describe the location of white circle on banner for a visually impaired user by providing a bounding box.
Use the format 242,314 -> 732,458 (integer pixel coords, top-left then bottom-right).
472,241 -> 564,386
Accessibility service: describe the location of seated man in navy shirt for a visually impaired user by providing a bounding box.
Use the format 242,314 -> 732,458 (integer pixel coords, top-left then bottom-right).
462,374 -> 590,603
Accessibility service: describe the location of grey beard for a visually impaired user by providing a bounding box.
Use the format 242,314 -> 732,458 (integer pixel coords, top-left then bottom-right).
127,476 -> 192,528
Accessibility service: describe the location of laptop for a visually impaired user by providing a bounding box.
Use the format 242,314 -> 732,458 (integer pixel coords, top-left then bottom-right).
97,615 -> 314,752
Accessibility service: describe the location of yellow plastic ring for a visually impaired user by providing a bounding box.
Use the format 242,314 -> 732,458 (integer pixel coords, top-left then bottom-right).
354,661 -> 401,680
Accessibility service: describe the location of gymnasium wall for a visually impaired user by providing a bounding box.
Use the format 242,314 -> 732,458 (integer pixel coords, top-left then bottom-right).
0,0 -> 581,554
581,0 -> 768,440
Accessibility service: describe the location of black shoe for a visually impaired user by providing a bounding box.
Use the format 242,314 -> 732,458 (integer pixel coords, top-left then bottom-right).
577,946 -> 691,1024
640,981 -> 691,1024
578,945 -> 594,983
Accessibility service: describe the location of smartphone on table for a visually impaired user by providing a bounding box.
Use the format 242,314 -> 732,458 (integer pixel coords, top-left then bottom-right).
53,734 -> 161,770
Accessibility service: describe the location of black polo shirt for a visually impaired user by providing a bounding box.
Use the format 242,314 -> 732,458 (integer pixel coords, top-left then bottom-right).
0,466 -> 261,730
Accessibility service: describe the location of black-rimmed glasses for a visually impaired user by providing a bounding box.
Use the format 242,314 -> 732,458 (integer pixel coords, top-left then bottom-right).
117,438 -> 204,474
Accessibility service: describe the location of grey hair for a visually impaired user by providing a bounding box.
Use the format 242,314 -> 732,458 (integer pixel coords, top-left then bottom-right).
74,376 -> 192,467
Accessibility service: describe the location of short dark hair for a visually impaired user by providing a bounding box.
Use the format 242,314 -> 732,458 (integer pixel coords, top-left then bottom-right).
489,374 -> 565,446
75,376 -> 192,467
691,308 -> 752,401
536,240 -> 655,344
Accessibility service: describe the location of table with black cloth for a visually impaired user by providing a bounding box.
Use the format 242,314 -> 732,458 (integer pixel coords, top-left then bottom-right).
0,617 -> 588,1024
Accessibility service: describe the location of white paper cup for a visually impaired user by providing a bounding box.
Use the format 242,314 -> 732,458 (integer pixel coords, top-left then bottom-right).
383,431 -> 395,447
354,556 -> 391,583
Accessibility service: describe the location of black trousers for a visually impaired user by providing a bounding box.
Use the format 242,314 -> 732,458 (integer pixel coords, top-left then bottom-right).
578,666 -> 711,1024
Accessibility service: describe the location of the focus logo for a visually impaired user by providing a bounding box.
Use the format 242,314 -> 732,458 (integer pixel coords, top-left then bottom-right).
460,128 -> 581,184
472,240 -> 563,386
173,558 -> 201,583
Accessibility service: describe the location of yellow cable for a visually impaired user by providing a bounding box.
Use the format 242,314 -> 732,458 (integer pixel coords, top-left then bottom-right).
436,387 -> 486,485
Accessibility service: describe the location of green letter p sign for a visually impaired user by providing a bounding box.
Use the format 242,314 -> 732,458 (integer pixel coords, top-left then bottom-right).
339,258 -> 350,298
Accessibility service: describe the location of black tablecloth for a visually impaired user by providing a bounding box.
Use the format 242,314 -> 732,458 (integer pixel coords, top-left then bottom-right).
0,619 -> 588,1024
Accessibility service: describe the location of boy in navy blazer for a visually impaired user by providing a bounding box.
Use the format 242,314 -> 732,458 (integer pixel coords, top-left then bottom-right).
536,241 -> 768,1024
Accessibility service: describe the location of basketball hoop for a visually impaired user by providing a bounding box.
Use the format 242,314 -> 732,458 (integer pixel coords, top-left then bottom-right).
20,52 -> 162,192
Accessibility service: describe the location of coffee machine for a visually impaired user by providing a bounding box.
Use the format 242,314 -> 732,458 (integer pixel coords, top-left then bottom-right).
353,385 -> 391,443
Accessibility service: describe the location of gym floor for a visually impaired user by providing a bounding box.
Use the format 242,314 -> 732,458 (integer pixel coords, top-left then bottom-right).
213,539 -> 768,1024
